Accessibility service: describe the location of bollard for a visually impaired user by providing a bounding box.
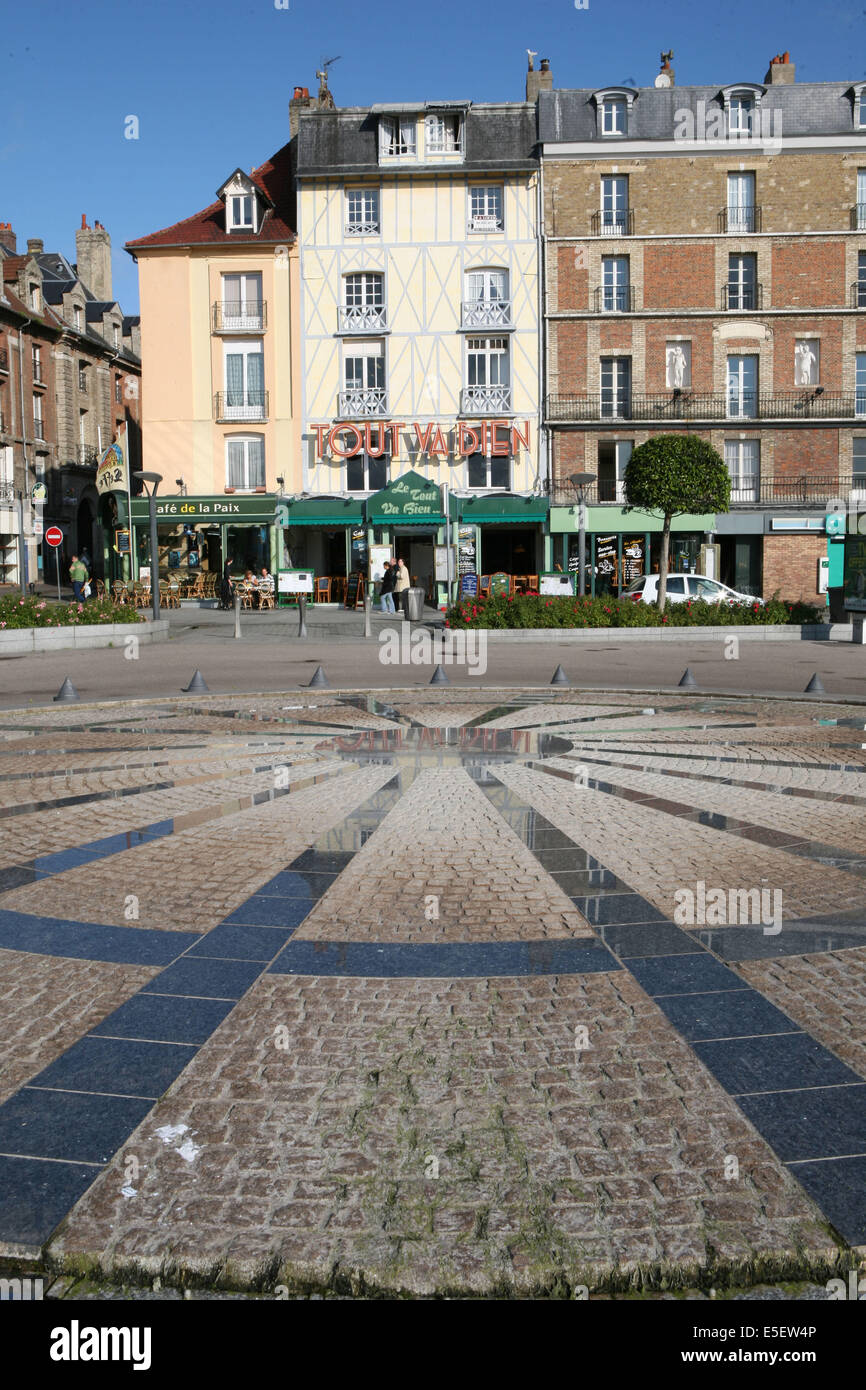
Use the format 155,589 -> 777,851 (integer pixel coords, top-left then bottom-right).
363,595 -> 372,638
298,594 -> 308,639
234,593 -> 241,640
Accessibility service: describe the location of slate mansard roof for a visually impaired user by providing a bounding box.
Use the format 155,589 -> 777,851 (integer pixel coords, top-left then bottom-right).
296,103 -> 539,177
538,81 -> 866,145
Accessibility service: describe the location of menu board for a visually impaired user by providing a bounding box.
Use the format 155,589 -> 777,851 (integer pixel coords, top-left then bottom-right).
539,573 -> 575,596
369,546 -> 391,583
344,572 -> 364,609
622,536 -> 644,584
457,525 -> 476,576
596,536 -> 617,585
489,572 -> 510,596
350,528 -> 368,574
460,573 -> 479,597
278,570 -> 314,594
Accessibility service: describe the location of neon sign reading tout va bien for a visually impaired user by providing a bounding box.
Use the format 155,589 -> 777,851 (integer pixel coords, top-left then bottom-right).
311,420 -> 531,459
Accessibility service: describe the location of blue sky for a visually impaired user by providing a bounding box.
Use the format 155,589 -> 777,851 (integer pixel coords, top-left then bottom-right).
3,0 -> 865,313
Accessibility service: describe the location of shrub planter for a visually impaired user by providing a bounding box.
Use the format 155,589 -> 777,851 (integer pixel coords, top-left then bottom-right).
448,623 -> 846,643
0,618 -> 170,655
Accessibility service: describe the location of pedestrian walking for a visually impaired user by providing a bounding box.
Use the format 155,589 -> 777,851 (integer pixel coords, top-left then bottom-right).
393,557 -> 410,618
68,553 -> 88,603
379,559 -> 396,613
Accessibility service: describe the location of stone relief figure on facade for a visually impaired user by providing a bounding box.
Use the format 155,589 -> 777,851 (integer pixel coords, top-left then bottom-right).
794,340 -> 818,386
667,344 -> 688,389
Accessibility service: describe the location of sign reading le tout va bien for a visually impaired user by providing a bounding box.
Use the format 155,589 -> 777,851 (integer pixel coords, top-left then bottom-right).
311,420 -> 531,459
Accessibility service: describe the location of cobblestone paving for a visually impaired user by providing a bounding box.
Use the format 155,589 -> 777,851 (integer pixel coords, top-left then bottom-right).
0,689 -> 863,1297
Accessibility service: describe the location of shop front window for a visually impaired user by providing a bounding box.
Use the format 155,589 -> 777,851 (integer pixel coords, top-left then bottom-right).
224,525 -> 270,575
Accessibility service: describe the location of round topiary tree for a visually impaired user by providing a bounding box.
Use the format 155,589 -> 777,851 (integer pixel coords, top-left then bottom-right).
624,434 -> 731,609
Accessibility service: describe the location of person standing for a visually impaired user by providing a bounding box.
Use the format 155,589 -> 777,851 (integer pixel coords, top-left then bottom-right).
219,556 -> 234,610
68,553 -> 88,603
393,556 -> 410,618
379,559 -> 396,613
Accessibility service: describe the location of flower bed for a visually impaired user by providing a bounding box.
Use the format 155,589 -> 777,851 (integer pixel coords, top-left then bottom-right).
445,593 -> 821,630
0,595 -> 145,630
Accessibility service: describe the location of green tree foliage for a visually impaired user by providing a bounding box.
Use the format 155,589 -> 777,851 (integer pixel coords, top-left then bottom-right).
624,435 -> 731,608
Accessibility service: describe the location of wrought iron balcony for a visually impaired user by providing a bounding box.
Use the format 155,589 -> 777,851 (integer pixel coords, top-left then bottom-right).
852,280 -> 866,308
79,444 -> 100,467
337,387 -> 388,418
850,204 -> 866,230
214,391 -> 269,422
0,480 -> 14,503
722,283 -> 764,310
593,285 -> 635,313
552,474 -> 864,508
591,208 -> 634,237
337,304 -> 387,333
546,390 -> 862,423
460,384 -> 513,414
719,205 -> 762,233
212,300 -> 267,333
460,299 -> 514,329
0,348 -> 8,373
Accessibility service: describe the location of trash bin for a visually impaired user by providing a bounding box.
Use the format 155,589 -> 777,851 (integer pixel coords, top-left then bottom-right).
405,587 -> 426,621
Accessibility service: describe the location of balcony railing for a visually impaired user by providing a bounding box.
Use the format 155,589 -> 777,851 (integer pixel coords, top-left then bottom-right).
593,285 -> 635,313
212,300 -> 267,332
460,384 -> 513,414
0,480 -> 14,503
852,280 -> 866,308
345,220 -> 380,236
337,387 -> 388,417
552,475 -> 865,508
850,204 -> 866,230
591,209 -> 634,237
460,299 -> 514,329
546,390 -> 863,423
337,305 -> 387,333
722,282 -> 764,310
214,391 -> 269,422
719,205 -> 762,233
78,445 -> 100,467
0,348 -> 8,373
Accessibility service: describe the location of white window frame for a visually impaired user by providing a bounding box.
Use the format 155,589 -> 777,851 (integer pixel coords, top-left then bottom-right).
346,444 -> 390,494
468,185 -> 504,232
857,353 -> 866,418
74,303 -> 83,331
341,273 -> 386,332
341,339 -> 387,416
601,98 -> 627,135
225,435 -> 265,491
857,170 -> 866,231
724,439 -> 760,503
223,338 -> 265,420
601,256 -> 630,312
32,344 -> 42,381
32,393 -> 44,439
466,449 -> 511,491
345,188 -> 380,236
852,438 -> 866,497
229,194 -> 254,231
727,172 -> 756,232
727,253 -> 757,309
600,357 -> 631,418
727,355 -> 759,419
29,282 -> 40,311
380,115 -> 417,158
597,439 -> 632,502
221,272 -> 264,331
424,112 -> 462,154
728,94 -> 755,136
600,176 -> 629,235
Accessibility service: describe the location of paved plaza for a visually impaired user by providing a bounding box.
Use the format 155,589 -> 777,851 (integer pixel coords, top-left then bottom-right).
0,688 -> 864,1297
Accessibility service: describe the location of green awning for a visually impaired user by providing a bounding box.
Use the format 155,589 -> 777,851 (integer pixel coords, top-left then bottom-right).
459,494 -> 549,524
366,470 -> 445,525
286,497 -> 364,526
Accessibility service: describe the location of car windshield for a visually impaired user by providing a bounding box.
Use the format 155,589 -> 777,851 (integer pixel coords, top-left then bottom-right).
624,577 -> 646,592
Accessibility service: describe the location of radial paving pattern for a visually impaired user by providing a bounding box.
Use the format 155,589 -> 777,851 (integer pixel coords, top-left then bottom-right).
0,689 -> 864,1295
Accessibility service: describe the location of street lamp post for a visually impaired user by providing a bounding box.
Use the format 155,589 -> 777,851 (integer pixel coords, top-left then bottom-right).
133,471 -> 163,624
569,471 -> 597,597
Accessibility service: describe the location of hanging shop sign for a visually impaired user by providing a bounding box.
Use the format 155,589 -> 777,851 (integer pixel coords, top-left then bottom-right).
310,420 -> 531,460
96,438 -> 129,496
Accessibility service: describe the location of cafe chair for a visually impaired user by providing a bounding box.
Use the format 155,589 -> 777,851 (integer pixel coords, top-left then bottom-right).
258,583 -> 274,611
314,576 -> 332,603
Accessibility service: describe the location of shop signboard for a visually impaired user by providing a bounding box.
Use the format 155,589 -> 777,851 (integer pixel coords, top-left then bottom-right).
843,534 -> 866,611
278,570 -> 314,594
539,572 -> 575,596
457,525 -> 476,576
345,572 -> 364,609
369,545 -> 391,583
460,573 -> 479,597
622,537 -> 644,584
489,572 -> 510,596
434,545 -> 455,583
351,527 -> 369,573
96,437 -> 128,497
596,536 -> 617,586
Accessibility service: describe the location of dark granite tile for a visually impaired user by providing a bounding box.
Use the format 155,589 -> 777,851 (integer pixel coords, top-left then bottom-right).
91,994 -> 234,1045
694,1032 -> 864,1096
220,897 -> 314,928
0,911 -> 198,966
654,988 -> 797,1042
572,894 -> 668,926
0,1155 -> 99,1247
594,922 -> 699,957
696,924 -> 866,960
30,1036 -> 196,1099
245,872 -> 326,901
187,922 -> 296,961
143,957 -> 263,999
738,1085 -> 866,1162
627,953 -> 744,997
269,938 -> 621,979
787,1156 -> 866,1246
289,849 -> 355,873
0,1089 -> 152,1164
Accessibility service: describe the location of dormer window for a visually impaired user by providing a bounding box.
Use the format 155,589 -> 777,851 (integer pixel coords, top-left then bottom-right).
593,89 -> 636,139
425,112 -> 462,153
719,86 -> 764,138
853,83 -> 866,128
380,115 -> 416,157
230,195 -> 253,230
29,282 -> 40,311
74,303 -> 83,331
601,98 -> 627,135
729,96 -> 754,135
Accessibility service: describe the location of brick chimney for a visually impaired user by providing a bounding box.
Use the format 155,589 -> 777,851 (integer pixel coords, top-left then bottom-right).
765,52 -> 795,84
526,56 -> 553,102
289,85 -> 313,137
75,214 -> 112,301
0,222 -> 16,253
26,237 -> 44,256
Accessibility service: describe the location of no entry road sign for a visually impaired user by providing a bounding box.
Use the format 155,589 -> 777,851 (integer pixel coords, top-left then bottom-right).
45,526 -> 63,547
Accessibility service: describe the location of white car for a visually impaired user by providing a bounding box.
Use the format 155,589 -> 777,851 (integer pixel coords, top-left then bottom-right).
624,574 -> 764,606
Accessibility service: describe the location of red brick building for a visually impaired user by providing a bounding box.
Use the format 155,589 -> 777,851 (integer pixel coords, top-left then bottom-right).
539,52 -> 866,602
